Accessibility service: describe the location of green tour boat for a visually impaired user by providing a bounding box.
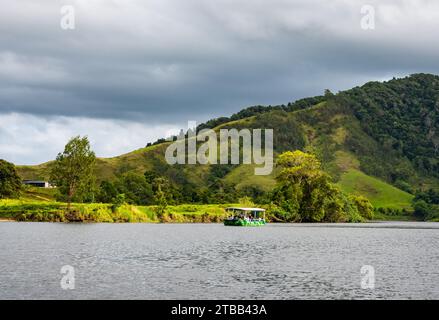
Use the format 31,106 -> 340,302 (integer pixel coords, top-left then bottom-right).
224,207 -> 266,226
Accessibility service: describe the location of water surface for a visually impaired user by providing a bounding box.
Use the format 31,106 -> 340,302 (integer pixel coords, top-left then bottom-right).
0,221 -> 438,299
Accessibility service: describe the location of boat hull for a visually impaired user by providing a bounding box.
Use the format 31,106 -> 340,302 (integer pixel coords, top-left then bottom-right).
223,219 -> 266,226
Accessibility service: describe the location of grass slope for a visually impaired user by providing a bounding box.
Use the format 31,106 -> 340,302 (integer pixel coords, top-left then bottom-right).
338,169 -> 414,210
223,164 -> 276,192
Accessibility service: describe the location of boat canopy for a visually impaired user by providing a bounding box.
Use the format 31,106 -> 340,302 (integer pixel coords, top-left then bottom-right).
226,207 -> 266,212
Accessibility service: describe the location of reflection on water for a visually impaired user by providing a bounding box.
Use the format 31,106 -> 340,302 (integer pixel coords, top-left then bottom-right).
0,221 -> 438,299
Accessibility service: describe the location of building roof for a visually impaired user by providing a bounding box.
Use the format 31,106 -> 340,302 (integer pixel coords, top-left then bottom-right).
226,207 -> 266,212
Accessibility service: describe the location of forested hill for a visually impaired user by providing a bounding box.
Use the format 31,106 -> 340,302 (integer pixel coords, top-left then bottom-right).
338,73 -> 439,177
18,73 -> 439,209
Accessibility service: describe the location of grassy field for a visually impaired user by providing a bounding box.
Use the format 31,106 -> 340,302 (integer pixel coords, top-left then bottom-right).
338,169 -> 414,210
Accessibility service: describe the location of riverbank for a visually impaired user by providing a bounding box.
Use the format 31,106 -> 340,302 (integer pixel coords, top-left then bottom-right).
0,199 -> 419,223
0,199 -> 232,223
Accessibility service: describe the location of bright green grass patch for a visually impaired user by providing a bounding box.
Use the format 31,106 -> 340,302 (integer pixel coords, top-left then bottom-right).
0,199 -> 65,221
338,169 -> 414,210
0,199 -> 232,223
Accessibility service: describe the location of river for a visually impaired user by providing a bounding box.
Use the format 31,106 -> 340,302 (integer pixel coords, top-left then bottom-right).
0,221 -> 438,299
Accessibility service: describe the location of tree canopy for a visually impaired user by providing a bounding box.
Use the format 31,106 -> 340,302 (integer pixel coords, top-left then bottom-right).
0,159 -> 22,199
50,136 -> 96,209
271,150 -> 373,222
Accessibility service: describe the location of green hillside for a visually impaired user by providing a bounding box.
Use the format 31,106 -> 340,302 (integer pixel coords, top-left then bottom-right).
16,74 -> 439,210
338,169 -> 414,210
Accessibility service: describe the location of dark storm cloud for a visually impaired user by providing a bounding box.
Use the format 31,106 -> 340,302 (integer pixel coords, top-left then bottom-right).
1,0 -> 438,122
2,0 -> 439,164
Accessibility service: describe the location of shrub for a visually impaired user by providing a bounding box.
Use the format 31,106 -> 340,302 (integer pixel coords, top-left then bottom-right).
351,195 -> 374,220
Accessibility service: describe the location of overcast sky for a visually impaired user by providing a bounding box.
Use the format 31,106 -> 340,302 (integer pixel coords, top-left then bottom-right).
1,0 -> 439,164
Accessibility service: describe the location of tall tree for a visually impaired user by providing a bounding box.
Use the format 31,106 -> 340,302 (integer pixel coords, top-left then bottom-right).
275,151 -> 332,221
0,159 -> 22,199
273,150 -> 373,222
50,136 -> 96,210
152,177 -> 169,216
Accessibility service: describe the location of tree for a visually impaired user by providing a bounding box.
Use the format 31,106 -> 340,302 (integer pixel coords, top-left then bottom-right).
0,159 -> 22,199
275,151 -> 330,221
273,150 -> 373,222
50,136 -> 96,211
115,172 -> 153,205
238,196 -> 254,207
414,189 -> 439,205
97,180 -> 118,203
276,151 -> 323,184
144,170 -> 159,184
152,177 -> 169,216
111,193 -> 126,213
351,195 -> 374,220
412,200 -> 431,220
324,89 -> 334,98
411,189 -> 439,221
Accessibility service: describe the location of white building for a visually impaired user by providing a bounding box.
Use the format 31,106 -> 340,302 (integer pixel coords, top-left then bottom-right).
23,180 -> 52,188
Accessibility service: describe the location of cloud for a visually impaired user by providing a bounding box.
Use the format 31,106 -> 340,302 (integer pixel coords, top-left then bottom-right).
1,0 -> 439,163
0,113 -> 180,165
